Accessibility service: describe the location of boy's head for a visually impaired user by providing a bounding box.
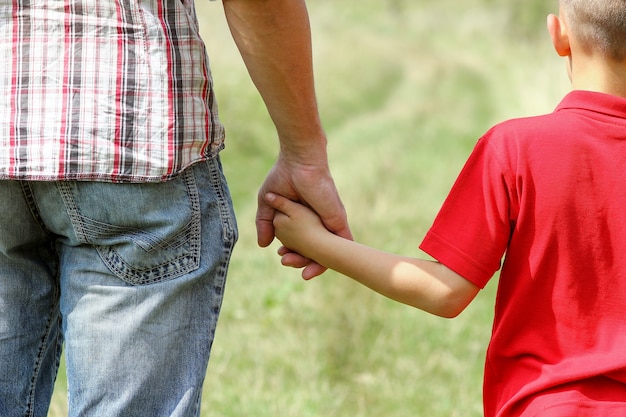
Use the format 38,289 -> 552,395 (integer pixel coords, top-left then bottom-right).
556,0 -> 626,61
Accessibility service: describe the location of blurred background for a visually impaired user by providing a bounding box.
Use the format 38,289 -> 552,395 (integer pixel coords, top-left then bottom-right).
50,0 -> 569,416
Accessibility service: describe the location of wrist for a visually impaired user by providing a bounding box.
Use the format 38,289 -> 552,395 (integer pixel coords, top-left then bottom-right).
278,131 -> 329,164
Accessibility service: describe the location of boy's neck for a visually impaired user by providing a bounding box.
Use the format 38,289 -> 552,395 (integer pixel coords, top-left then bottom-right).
571,55 -> 626,98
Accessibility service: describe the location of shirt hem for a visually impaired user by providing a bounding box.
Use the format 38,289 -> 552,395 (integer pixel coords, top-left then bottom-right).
0,145 -> 224,183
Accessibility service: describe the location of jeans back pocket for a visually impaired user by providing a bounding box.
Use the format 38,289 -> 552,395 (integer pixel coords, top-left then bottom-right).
56,169 -> 201,285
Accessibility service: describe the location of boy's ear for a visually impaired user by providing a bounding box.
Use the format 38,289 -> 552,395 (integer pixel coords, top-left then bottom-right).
547,14 -> 571,57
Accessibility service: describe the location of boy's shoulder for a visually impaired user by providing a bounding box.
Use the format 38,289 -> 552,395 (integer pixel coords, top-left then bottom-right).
484,90 -> 626,146
482,109 -> 562,146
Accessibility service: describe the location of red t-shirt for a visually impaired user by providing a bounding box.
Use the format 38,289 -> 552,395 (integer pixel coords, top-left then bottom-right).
420,91 -> 626,416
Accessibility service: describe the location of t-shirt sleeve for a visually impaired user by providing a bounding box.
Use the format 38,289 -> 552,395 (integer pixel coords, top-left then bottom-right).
420,134 -> 513,289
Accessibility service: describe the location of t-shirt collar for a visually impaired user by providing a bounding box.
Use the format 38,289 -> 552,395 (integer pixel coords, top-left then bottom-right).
556,90 -> 626,119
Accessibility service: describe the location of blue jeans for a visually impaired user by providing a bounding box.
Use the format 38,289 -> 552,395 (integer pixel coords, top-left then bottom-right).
0,158 -> 238,417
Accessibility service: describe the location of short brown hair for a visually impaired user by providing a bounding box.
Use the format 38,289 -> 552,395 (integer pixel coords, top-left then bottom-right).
560,0 -> 626,61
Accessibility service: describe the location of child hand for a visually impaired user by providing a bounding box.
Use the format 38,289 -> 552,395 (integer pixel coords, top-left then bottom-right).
265,192 -> 330,276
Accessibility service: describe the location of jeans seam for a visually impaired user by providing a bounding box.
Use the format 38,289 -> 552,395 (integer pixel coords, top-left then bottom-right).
20,181 -> 54,238
17,181 -> 62,416
207,158 -> 237,243
26,275 -> 61,417
56,182 -> 89,244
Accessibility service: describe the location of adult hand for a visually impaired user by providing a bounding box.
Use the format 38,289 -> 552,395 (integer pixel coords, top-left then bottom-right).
256,149 -> 352,280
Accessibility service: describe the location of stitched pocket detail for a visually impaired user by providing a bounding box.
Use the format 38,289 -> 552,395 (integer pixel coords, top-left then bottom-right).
57,169 -> 201,285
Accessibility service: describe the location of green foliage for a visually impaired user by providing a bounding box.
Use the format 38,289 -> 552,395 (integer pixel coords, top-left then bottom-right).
508,0 -> 558,38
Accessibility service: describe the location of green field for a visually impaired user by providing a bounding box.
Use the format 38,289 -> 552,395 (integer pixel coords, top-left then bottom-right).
49,1 -> 569,416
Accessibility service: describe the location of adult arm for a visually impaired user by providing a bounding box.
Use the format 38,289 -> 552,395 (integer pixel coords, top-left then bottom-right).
222,0 -> 352,279
267,193 -> 480,318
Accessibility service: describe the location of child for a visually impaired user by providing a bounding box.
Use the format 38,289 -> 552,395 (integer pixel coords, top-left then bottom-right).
265,1 -> 626,416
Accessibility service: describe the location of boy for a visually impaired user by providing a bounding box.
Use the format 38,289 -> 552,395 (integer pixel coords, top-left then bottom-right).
265,1 -> 626,416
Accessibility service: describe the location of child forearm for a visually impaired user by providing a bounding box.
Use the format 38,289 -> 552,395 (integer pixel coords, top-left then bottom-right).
268,193 -> 479,317
309,233 -> 479,318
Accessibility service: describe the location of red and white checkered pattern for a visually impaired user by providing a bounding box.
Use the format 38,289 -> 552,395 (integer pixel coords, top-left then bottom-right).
0,1 -> 224,182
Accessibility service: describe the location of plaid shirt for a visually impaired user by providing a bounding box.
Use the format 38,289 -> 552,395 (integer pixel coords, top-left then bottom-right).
0,0 -> 224,182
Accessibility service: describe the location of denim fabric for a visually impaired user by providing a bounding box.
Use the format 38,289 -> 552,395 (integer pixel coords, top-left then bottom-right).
0,157 -> 237,417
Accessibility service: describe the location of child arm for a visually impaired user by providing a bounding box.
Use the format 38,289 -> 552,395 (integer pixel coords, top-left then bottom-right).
266,193 -> 480,318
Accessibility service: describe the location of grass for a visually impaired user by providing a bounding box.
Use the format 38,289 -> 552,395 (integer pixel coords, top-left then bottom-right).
49,0 -> 568,415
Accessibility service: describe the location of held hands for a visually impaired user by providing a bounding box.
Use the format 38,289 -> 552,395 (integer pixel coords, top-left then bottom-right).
256,151 -> 352,280
265,193 -> 330,252
265,192 -> 332,279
